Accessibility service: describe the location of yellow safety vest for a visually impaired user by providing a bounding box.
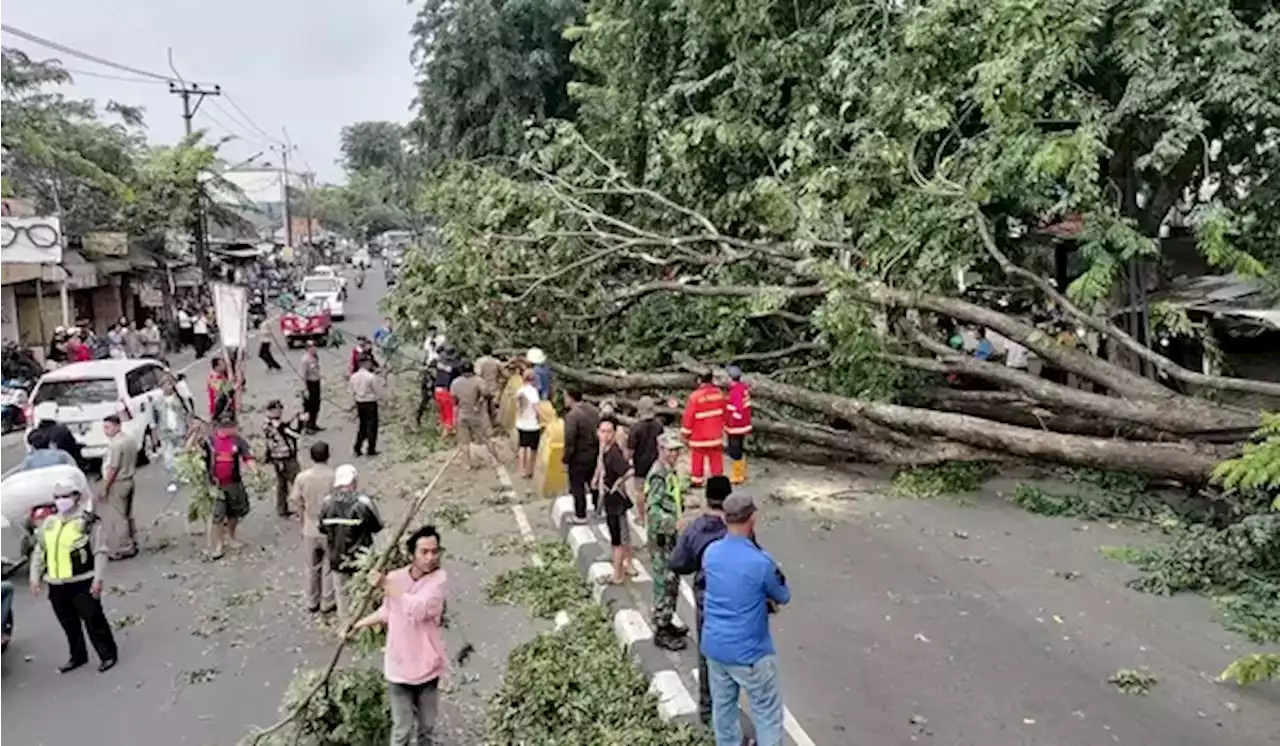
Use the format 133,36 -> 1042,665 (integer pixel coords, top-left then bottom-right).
41,517 -> 95,581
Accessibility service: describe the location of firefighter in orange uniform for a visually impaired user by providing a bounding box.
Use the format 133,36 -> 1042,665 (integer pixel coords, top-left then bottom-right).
724,364 -> 752,484
680,371 -> 726,487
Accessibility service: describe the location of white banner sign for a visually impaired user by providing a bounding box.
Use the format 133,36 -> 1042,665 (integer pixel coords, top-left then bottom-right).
0,216 -> 63,264
211,282 -> 249,351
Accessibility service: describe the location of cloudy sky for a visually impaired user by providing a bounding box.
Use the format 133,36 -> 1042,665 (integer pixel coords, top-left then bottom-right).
2,0 -> 421,184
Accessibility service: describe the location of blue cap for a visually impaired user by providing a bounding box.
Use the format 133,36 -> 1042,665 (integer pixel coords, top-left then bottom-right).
726,364 -> 743,380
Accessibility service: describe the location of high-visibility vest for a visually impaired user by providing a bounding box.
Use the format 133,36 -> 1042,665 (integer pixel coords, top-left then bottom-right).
40,516 -> 95,581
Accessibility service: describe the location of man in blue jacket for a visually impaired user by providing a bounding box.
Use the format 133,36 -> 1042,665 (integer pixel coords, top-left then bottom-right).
669,475 -> 736,726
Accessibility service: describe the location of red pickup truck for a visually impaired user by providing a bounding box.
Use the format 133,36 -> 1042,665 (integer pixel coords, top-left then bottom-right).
281,301 -> 333,347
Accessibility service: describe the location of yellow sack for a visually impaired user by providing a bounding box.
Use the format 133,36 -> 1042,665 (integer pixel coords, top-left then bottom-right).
533,401 -> 566,499
497,373 -> 523,434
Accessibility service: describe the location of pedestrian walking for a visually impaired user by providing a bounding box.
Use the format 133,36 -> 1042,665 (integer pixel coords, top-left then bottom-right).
594,417 -> 636,585
701,492 -> 790,746
29,478 -> 118,673
645,430 -> 689,651
562,388 -> 600,523
101,414 -> 139,560
192,312 -> 212,358
203,416 -> 257,559
263,399 -> 304,517
154,376 -> 193,493
290,441 -> 335,613
724,365 -> 753,485
350,525 -> 448,746
625,396 -> 663,528
350,356 -> 383,457
140,318 -> 163,360
450,361 -> 499,469
301,341 -> 323,433
670,475 -> 739,725
177,306 -> 194,350
318,464 -> 383,620
514,368 -> 542,478
258,318 -> 282,371
473,346 -> 502,425
681,371 -> 727,487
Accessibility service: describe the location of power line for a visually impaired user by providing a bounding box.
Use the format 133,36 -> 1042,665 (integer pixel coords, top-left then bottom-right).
207,99 -> 281,147
60,66 -> 169,85
222,92 -> 284,146
1,23 -> 181,83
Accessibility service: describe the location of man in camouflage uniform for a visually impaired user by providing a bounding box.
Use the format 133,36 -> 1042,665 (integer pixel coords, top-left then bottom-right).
645,430 -> 690,651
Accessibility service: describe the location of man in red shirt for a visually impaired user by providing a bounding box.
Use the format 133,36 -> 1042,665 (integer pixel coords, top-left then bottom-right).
202,416 -> 256,559
66,329 -> 92,362
680,371 -> 726,487
724,365 -> 753,484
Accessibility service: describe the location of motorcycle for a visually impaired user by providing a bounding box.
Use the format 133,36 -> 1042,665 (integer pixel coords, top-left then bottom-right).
0,380 -> 31,434
355,269 -> 366,288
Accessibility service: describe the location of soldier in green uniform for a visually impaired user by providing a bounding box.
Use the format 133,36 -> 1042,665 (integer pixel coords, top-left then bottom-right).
645,430 -> 691,651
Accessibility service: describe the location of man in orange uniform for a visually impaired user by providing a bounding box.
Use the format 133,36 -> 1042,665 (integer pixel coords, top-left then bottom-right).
724,364 -> 752,484
680,371 -> 726,487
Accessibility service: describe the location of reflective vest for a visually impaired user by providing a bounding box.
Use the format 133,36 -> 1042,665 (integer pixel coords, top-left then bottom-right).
40,516 -> 95,582
680,383 -> 726,449
725,381 -> 753,435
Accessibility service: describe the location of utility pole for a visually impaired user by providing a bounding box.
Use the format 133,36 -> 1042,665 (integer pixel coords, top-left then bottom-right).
272,130 -> 299,263
170,82 -> 221,284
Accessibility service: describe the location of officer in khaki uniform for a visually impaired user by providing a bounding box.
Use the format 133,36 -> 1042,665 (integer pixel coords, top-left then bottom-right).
30,479 -> 119,673
101,414 -> 139,559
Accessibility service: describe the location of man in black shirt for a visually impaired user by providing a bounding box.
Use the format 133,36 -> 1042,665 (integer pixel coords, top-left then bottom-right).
318,464 -> 383,621
625,396 -> 663,528
28,402 -> 84,469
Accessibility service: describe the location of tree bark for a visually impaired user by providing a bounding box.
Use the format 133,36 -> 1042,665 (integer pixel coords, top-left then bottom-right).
912,388 -> 1175,441
554,363 -> 1232,483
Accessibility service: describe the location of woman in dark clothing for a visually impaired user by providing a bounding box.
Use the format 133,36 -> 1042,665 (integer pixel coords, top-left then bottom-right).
594,416 -> 635,584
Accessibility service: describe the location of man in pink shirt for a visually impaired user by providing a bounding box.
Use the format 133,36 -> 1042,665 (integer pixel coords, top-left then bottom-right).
351,525 -> 448,745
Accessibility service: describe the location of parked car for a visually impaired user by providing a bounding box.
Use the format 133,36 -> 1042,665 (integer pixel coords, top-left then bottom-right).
281,301 -> 334,347
23,359 -> 167,471
350,248 -> 372,269
0,462 -> 92,587
300,275 -> 346,320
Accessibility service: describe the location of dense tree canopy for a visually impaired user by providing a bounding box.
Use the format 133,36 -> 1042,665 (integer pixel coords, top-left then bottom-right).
378,0 -> 1280,482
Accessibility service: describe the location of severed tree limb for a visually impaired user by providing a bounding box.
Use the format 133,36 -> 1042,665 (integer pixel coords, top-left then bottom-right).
913,387 -> 1177,441
971,204 -> 1280,399
894,331 -> 1260,435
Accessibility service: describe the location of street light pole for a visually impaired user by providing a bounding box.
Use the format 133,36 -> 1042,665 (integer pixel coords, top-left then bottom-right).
169,82 -> 221,284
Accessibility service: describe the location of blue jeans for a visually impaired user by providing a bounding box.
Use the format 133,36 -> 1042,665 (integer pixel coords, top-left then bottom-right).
706,653 -> 784,746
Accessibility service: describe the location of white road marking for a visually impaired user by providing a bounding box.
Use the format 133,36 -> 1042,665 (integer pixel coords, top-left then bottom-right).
689,669 -> 816,745
494,462 -> 514,491
649,670 -> 699,720
510,504 -> 543,567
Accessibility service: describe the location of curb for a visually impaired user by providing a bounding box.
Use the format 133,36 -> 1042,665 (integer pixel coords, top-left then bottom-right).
549,494 -> 702,726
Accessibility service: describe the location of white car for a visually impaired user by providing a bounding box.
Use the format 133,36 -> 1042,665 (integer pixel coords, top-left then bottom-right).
310,265 -> 347,289
301,275 -> 346,320
350,249 -> 371,269
24,359 -> 168,467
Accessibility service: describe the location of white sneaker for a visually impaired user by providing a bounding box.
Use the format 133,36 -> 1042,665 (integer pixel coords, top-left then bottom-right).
167,483 -> 178,493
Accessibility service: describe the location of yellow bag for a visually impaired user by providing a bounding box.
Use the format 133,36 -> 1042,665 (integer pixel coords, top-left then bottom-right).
533,401 -> 566,499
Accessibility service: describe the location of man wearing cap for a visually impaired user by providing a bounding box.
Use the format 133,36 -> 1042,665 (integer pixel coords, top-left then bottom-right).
700,491 -> 790,746
263,399 -> 305,517
319,464 -> 383,620
724,365 -> 753,485
290,441 -> 336,613
680,371 -> 726,488
29,478 -> 118,673
644,430 -> 690,651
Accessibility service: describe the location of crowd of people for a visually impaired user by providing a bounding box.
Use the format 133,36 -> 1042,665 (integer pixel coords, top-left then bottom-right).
41,301 -> 220,370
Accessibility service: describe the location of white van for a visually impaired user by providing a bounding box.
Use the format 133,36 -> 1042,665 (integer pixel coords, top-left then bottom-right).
301,275 -> 346,320
25,359 -> 169,467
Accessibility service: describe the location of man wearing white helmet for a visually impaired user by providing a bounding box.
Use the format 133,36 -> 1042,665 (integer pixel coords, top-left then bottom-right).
29,477 -> 118,673
318,464 -> 383,620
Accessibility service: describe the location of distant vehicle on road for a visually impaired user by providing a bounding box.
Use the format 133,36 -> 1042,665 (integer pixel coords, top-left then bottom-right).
25,359 -> 166,471
301,275 -> 346,320
350,248 -> 372,269
281,301 -> 334,347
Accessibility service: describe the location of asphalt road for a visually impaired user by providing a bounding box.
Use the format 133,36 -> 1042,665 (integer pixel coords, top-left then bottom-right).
0,272 -> 554,746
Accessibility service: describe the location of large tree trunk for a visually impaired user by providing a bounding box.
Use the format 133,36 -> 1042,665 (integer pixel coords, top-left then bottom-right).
555,364 -> 1233,483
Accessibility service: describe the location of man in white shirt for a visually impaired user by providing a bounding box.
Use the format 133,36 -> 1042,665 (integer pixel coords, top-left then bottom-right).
514,368 -> 542,478
350,357 -> 384,457
1005,339 -> 1031,370
177,308 -> 193,351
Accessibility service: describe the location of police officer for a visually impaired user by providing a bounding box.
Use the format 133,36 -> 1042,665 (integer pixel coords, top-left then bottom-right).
29,478 -> 118,673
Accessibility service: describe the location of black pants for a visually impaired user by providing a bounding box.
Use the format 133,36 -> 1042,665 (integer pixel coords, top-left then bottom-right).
259,342 -> 282,371
726,434 -> 745,460
568,460 -> 595,519
193,333 -> 211,358
273,457 -> 299,516
304,381 -> 321,430
355,401 -> 379,455
696,601 -> 711,724
415,379 -> 432,426
49,579 -> 117,664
